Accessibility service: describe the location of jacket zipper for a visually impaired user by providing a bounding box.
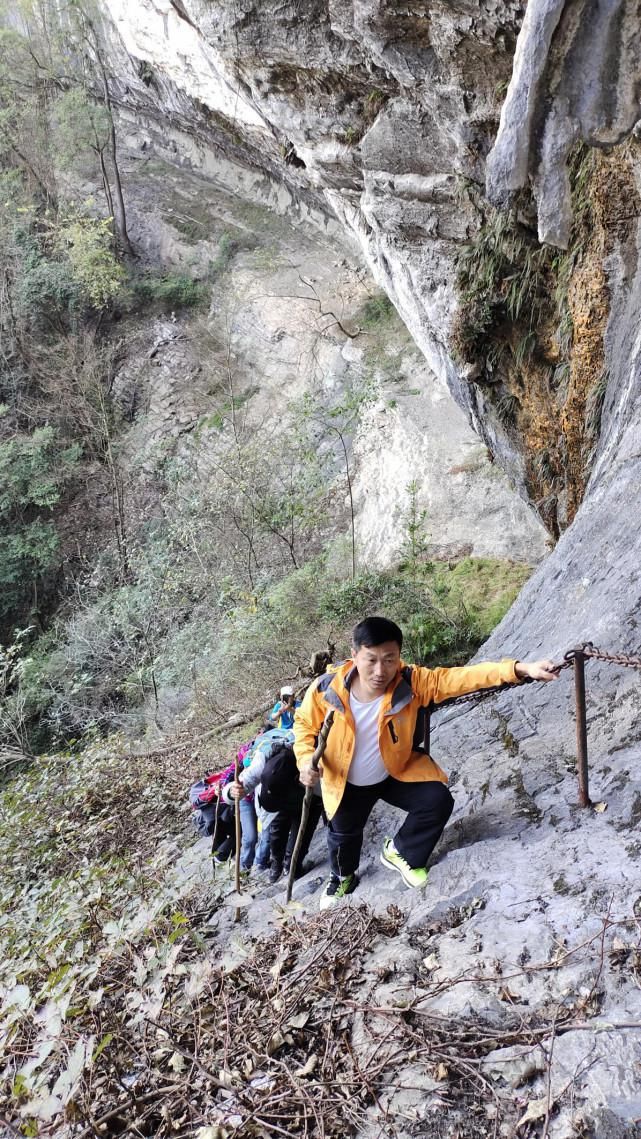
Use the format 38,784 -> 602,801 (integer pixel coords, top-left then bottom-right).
388,720 -> 398,744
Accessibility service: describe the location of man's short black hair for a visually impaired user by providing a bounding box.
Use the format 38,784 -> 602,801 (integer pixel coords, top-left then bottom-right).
352,616 -> 403,651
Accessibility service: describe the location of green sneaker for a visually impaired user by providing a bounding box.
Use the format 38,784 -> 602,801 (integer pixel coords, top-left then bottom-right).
380,838 -> 428,889
319,873 -> 359,911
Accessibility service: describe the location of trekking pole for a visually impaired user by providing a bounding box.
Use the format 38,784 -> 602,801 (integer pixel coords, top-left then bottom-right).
286,710 -> 334,903
233,752 -> 242,922
211,789 -> 223,880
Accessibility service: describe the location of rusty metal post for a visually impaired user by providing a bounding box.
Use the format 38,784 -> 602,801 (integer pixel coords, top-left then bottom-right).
573,651 -> 591,807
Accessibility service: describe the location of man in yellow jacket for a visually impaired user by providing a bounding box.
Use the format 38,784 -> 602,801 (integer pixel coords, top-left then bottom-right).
294,616 -> 558,910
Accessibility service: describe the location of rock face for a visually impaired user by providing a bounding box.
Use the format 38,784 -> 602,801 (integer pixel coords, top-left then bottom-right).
110,128 -> 547,570
487,0 -> 641,247
98,0 -> 641,537
76,1 -> 641,1130
101,0 -> 537,497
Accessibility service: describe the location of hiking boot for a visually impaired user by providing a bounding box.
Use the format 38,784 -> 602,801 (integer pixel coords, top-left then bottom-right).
380,838 -> 428,889
319,873 -> 359,911
269,861 -> 283,884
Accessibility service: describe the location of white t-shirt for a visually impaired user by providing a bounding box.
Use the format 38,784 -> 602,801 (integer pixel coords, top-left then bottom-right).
347,693 -> 388,786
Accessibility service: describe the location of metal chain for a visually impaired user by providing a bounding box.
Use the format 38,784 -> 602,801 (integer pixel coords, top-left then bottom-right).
566,643 -> 641,671
433,641 -> 641,717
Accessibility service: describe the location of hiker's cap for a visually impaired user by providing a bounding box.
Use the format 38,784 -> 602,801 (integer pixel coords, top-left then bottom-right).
280,685 -> 294,697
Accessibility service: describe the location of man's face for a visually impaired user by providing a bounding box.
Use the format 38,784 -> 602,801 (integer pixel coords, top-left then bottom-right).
352,640 -> 401,695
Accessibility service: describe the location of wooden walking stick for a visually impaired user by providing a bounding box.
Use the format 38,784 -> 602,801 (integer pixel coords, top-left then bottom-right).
211,787 -> 223,877
286,710 -> 334,903
233,751 -> 242,922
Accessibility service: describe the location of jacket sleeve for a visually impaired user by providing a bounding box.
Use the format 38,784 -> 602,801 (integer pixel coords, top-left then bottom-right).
412,659 -> 520,705
293,681 -> 326,769
239,750 -> 266,797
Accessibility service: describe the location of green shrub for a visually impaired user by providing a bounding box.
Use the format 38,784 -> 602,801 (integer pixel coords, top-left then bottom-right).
16,254 -> 83,323
55,212 -> 125,308
211,231 -> 245,274
451,207 -> 551,364
0,427 -> 81,624
318,570 -> 478,666
356,293 -> 395,328
128,272 -> 208,309
4,202 -> 126,325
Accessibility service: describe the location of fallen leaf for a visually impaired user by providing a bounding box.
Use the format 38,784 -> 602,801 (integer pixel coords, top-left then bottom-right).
3,984 -> 31,1011
92,1034 -> 113,1063
267,1030 -> 285,1056
422,953 -> 440,971
517,1096 -> 548,1128
287,1010 -> 310,1029
592,801 -> 608,813
52,1037 -> 93,1102
269,950 -> 289,981
498,986 -> 521,1003
295,1054 -> 318,1077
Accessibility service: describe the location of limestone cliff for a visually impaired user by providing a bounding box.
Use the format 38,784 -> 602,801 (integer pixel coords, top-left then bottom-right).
96,0 -> 641,542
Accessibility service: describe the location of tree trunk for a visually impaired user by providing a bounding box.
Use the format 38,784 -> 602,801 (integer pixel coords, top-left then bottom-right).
88,23 -> 133,256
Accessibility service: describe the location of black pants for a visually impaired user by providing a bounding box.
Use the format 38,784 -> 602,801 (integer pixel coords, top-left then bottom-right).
211,803 -> 236,860
327,777 -> 454,879
270,792 -> 324,869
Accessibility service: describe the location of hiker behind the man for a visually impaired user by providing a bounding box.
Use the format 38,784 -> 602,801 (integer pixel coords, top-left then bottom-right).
223,729 -> 288,844
239,730 -> 276,873
226,728 -> 322,884
212,738 -> 260,879
221,741 -> 261,878
189,764 -> 236,863
294,616 -> 559,911
268,685 -> 300,730
259,739 -> 324,883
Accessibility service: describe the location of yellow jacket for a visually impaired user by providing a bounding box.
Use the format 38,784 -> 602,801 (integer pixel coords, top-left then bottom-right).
293,657 -> 521,819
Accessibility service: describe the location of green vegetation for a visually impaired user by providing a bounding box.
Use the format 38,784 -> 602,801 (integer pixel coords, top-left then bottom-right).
363,88 -> 387,121
1,190 -> 125,328
0,427 -> 80,625
451,149 -> 605,537
451,205 -> 553,365
399,479 -> 429,583
318,556 -> 528,665
451,151 -> 595,371
356,292 -> 396,329
128,270 -> 208,309
176,553 -> 531,720
7,540 -> 530,751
